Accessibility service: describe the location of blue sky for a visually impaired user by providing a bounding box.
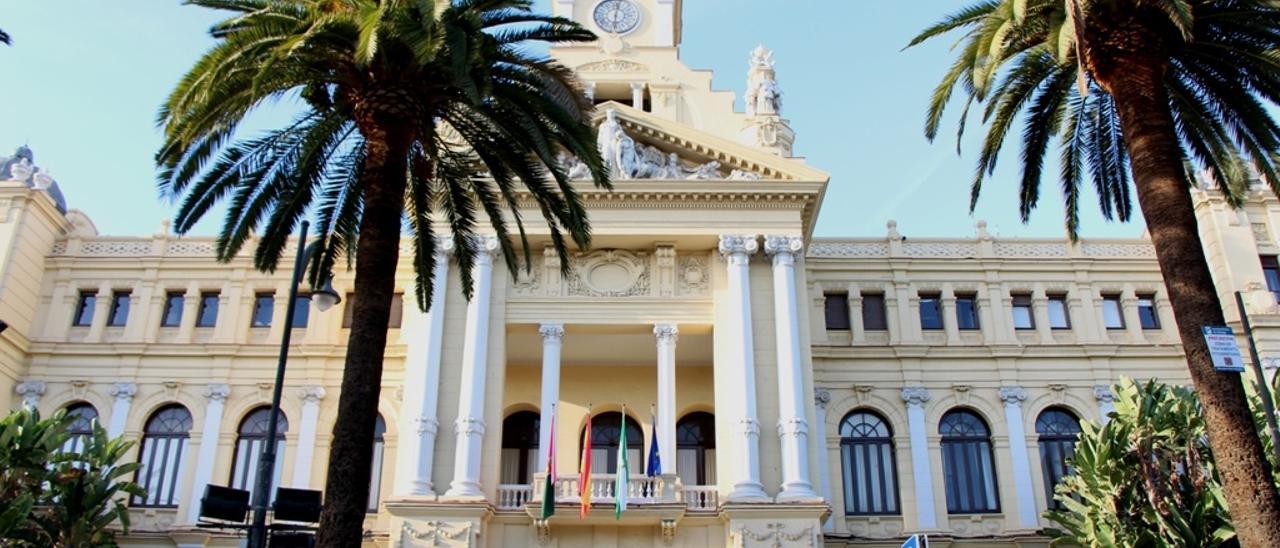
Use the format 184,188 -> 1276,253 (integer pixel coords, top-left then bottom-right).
0,1 -> 1145,240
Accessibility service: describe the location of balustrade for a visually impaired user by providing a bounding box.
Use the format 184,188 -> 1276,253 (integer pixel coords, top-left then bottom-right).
680,486 -> 719,511
495,484 -> 533,510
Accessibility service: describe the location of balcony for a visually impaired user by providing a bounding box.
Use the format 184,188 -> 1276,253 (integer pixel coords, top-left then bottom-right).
494,474 -> 718,515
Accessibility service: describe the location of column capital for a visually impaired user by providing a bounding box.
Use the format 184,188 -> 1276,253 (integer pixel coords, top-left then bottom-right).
1093,384 -> 1116,404
763,235 -> 804,257
539,322 -> 565,342
900,386 -> 931,407
204,383 -> 231,402
777,417 -> 809,437
466,235 -> 500,266
297,385 -> 327,404
999,386 -> 1027,406
630,81 -> 646,92
110,382 -> 138,402
653,323 -> 679,343
814,387 -> 831,409
433,235 -> 456,257
455,416 -> 486,435
718,234 -> 759,258
15,380 -> 46,408
414,416 -> 440,435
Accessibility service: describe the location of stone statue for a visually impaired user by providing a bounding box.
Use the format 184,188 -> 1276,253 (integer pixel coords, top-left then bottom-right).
686,161 -> 721,180
597,108 -> 628,178
661,152 -> 685,179
728,169 -> 762,181
745,44 -> 783,116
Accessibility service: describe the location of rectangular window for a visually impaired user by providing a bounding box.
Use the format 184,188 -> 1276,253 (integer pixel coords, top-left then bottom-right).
824,293 -> 851,330
1102,294 -> 1125,329
861,292 -> 888,331
197,293 -> 219,328
107,291 -> 131,327
251,293 -> 274,328
291,295 -> 310,328
1011,294 -> 1034,330
1263,256 -> 1280,302
1137,294 -> 1160,329
956,294 -> 980,330
72,291 -> 96,327
160,292 -> 184,328
1047,294 -> 1071,329
342,293 -> 405,329
919,293 -> 943,330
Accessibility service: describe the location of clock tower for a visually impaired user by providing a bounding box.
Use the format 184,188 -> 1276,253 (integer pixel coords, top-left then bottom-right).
553,0 -> 681,48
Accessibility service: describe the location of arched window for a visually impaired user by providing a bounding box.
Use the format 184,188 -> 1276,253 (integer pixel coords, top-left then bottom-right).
61,402 -> 99,454
133,405 -> 193,507
367,414 -> 387,512
940,409 -> 1000,514
501,411 -> 540,485
1036,407 -> 1082,510
582,412 -> 643,474
676,412 -> 716,486
230,407 -> 288,503
840,411 -> 900,515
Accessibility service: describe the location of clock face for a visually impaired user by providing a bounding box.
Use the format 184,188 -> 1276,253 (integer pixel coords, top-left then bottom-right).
593,0 -> 641,34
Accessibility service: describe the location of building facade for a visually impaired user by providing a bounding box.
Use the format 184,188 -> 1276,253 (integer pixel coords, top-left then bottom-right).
3,1 -> 1280,546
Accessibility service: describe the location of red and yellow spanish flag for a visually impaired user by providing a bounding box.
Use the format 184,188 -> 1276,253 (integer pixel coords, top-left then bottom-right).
579,409 -> 593,519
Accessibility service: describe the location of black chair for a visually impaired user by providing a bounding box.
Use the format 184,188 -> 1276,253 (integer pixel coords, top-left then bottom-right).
199,485 -> 251,524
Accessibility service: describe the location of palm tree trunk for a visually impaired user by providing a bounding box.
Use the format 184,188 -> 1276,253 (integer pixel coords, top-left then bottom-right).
315,119 -> 412,547
1103,48 -> 1280,547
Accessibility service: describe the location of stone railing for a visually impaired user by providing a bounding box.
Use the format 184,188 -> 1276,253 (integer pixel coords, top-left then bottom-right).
808,238 -> 1155,260
495,484 -> 533,510
530,473 -> 679,505
679,485 -> 718,511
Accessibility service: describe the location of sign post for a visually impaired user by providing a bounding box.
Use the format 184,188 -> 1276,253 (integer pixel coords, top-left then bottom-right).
1202,326 -> 1246,373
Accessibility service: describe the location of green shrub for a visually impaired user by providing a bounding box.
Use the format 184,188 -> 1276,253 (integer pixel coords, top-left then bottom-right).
0,407 -> 144,547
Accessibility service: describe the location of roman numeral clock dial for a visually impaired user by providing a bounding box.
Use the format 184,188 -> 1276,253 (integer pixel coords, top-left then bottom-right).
592,0 -> 641,34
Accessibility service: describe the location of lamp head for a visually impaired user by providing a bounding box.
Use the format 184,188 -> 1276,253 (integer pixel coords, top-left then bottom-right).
311,275 -> 341,312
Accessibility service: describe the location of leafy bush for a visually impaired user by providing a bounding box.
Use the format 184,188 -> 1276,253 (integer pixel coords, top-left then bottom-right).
0,407 -> 144,547
1046,377 -> 1280,547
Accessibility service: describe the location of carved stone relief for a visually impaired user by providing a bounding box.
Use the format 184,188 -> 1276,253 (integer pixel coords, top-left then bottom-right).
567,249 -> 650,297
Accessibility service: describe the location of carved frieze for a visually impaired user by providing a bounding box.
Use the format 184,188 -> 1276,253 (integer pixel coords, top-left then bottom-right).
567,249 -> 650,297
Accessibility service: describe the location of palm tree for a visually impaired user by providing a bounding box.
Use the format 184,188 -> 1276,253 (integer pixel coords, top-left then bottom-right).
911,0 -> 1280,540
157,0 -> 608,544
909,1 -> 1280,544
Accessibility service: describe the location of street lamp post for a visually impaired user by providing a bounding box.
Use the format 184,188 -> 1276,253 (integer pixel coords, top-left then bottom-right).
246,220 -> 341,548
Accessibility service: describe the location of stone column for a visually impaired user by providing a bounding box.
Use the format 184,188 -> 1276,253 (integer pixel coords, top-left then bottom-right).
187,384 -> 230,523
1032,288 -> 1054,342
764,235 -> 818,501
654,323 -> 678,475
901,386 -> 937,529
999,386 -> 1039,529
941,286 -> 960,344
15,380 -> 46,409
1121,288 -> 1146,343
445,236 -> 499,499
848,288 -> 866,344
87,285 -> 111,343
396,238 -> 453,496
290,386 -> 325,488
718,234 -> 768,500
177,286 -> 200,343
537,322 -> 565,472
631,82 -> 645,109
107,382 -> 138,438
813,388 -> 834,533
1094,384 -> 1117,423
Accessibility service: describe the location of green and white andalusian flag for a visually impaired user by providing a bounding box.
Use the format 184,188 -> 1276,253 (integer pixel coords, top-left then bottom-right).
614,409 -> 629,519
540,405 -> 556,520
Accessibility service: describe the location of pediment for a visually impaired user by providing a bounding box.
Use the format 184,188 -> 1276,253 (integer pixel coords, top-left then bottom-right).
561,102 -> 828,182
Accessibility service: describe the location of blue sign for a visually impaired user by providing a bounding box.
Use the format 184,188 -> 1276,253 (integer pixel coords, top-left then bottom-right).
902,534 -> 928,548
